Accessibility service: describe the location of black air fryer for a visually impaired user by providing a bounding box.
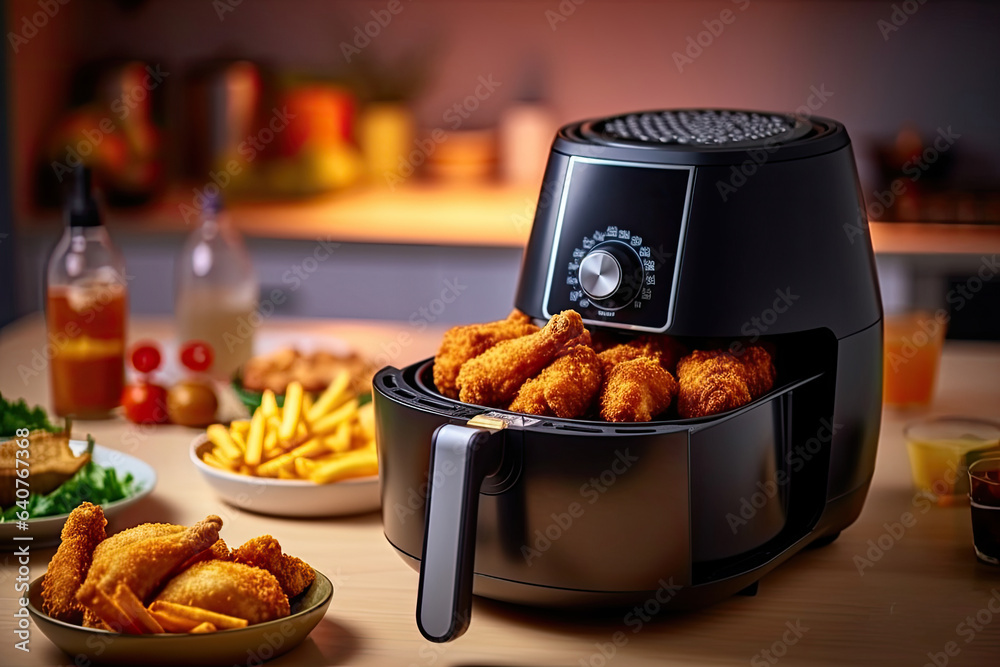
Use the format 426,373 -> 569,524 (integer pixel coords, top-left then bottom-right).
374,109 -> 883,643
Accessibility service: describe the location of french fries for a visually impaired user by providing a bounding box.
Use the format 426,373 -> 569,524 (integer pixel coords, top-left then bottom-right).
201,372 -> 377,484
147,601 -> 249,631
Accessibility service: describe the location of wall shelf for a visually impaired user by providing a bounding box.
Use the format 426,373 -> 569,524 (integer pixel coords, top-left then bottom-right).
17,183 -> 1000,254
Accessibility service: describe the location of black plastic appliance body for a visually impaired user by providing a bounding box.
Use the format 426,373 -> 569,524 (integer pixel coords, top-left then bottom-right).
374,110 -> 883,643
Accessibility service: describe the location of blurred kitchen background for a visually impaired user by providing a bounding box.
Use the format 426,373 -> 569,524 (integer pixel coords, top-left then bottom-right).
2,0 -> 998,337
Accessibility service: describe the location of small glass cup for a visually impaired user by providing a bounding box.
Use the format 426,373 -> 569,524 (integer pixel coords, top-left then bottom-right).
968,457 -> 1000,565
883,311 -> 947,408
905,417 -> 1000,506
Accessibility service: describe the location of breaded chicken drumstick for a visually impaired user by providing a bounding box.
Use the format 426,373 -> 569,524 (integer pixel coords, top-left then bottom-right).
457,310 -> 584,408
433,309 -> 539,398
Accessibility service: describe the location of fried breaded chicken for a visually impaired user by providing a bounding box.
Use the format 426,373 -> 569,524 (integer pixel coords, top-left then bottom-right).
154,561 -> 289,625
676,345 -> 776,418
179,538 -> 232,572
42,502 -> 107,624
599,357 -> 679,422
597,335 -> 686,374
509,344 -> 603,418
433,309 -> 539,398
233,535 -> 315,598
77,515 -> 223,623
457,310 -> 585,408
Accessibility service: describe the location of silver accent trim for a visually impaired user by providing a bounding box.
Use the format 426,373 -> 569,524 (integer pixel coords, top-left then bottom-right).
541,156 -> 696,333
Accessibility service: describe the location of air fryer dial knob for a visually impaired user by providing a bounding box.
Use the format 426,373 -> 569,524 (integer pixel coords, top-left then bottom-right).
577,241 -> 643,306
578,250 -> 621,300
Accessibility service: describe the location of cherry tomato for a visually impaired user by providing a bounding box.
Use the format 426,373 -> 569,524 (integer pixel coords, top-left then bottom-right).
180,340 -> 214,372
129,341 -> 162,374
121,381 -> 169,424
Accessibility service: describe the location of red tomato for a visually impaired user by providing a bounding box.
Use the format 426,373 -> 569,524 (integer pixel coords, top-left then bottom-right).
180,340 -> 213,372
129,341 -> 162,373
121,381 -> 169,424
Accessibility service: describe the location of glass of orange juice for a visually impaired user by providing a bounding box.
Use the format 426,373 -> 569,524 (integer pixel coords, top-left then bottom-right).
905,417 -> 1000,506
883,310 -> 947,408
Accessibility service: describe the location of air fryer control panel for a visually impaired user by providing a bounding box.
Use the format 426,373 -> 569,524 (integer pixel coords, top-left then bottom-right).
543,157 -> 694,332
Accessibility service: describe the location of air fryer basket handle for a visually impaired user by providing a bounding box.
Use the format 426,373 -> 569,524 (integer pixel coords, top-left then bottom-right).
416,423 -> 503,642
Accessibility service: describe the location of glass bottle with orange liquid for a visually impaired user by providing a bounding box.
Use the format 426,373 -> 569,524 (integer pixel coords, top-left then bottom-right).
46,167 -> 127,418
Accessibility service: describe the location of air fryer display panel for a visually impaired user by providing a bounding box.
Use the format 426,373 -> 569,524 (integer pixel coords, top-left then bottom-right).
543,157 -> 694,331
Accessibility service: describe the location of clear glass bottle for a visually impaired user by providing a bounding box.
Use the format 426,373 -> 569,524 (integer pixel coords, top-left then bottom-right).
46,167 -> 128,419
175,195 -> 258,380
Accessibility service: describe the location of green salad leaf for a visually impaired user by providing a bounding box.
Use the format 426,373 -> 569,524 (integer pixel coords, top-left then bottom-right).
0,392 -> 62,437
0,438 -> 142,521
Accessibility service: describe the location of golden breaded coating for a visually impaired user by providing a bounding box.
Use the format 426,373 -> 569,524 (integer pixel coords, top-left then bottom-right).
433,310 -> 539,398
597,335 -> 686,374
154,561 -> 289,625
77,515 -> 223,623
233,535 -> 315,598
42,502 -> 107,624
599,357 -> 679,422
456,310 -> 584,408
675,345 -> 775,419
509,345 -> 602,418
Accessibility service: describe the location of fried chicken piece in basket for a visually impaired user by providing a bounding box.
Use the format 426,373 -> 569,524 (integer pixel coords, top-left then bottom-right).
233,535 -> 315,598
433,309 -> 539,398
42,502 -> 107,624
509,344 -> 602,418
675,345 -> 776,419
76,515 -> 223,628
154,561 -> 289,625
599,357 -> 679,422
597,334 -> 686,374
457,310 -> 585,408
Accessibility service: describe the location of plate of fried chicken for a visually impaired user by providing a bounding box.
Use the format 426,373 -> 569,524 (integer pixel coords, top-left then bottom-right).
433,309 -> 776,422
27,502 -> 332,666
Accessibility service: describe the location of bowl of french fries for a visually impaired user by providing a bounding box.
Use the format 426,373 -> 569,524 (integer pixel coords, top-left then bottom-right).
191,371 -> 380,517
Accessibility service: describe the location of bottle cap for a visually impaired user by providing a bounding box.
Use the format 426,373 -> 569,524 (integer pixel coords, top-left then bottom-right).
66,166 -> 101,227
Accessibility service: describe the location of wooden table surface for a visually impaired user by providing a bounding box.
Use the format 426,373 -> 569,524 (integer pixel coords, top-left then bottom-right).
2,316 -> 1000,667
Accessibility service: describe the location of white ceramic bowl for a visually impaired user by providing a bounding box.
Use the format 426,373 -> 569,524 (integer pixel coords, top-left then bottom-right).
0,441 -> 156,548
190,435 -> 380,517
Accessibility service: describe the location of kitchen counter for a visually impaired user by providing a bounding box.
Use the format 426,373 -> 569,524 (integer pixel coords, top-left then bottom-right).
2,315 -> 999,666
